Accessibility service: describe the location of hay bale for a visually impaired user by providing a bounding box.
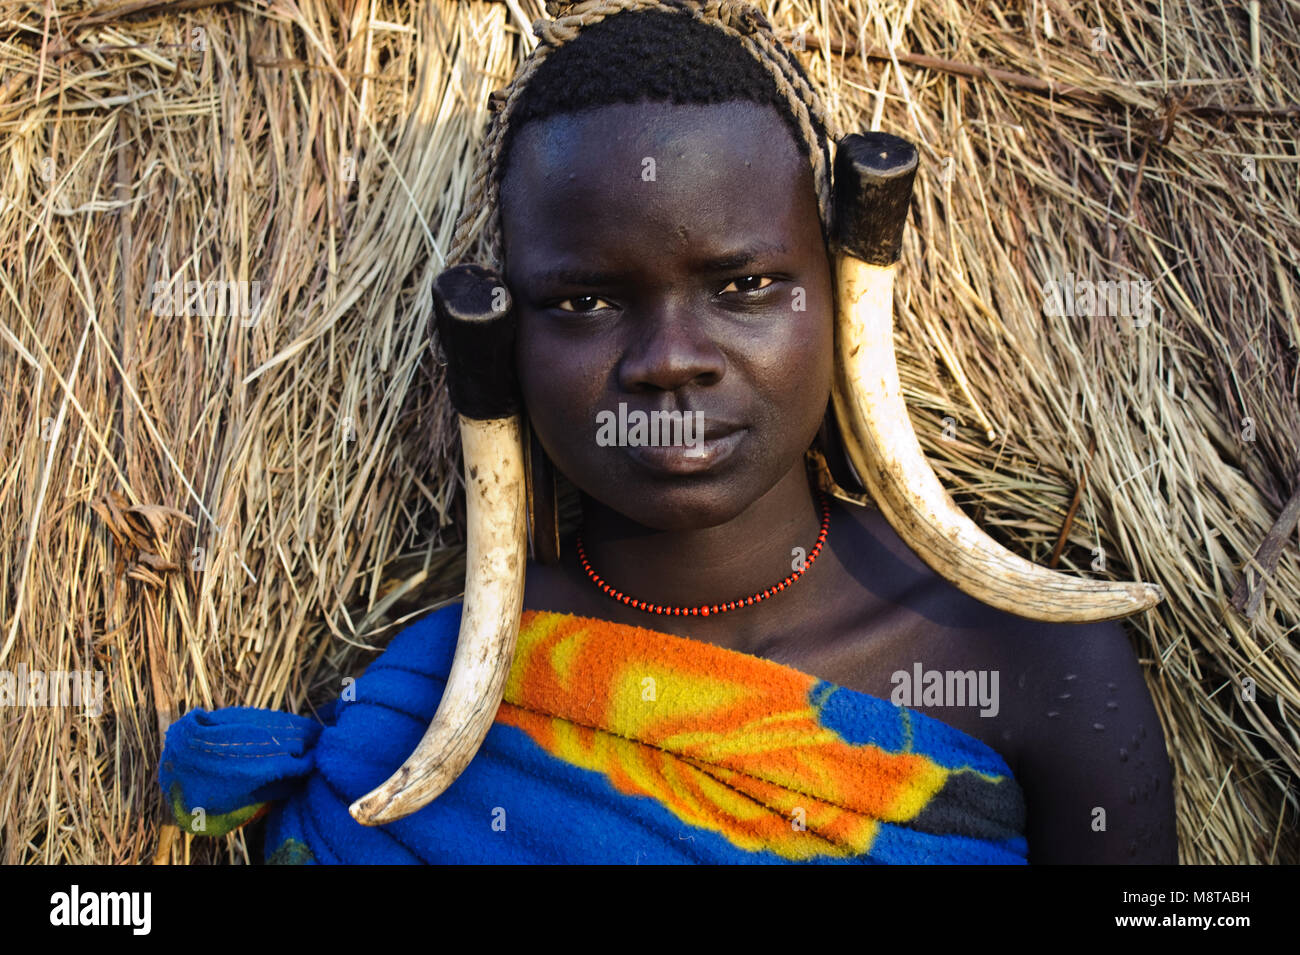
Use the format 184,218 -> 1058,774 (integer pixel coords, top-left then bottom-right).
0,0 -> 1294,864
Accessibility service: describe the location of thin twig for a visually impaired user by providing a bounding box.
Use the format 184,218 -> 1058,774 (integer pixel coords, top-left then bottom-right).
1049,434 -> 1097,568
791,32 -> 1300,121
1230,480 -> 1300,619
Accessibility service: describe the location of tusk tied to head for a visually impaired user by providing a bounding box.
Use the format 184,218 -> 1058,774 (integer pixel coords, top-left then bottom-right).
831,254 -> 1163,622
351,262 -> 528,826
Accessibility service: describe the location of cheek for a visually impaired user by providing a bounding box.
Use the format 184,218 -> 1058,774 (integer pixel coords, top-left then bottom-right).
745,295 -> 834,420
515,317 -> 608,446
797,271 -> 836,399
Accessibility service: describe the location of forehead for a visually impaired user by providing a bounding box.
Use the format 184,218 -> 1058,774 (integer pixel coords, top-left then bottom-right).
499,101 -> 818,278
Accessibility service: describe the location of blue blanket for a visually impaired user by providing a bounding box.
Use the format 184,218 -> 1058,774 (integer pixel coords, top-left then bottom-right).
159,603 -> 1027,863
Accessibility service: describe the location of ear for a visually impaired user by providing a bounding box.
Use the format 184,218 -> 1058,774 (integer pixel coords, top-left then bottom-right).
808,403 -> 874,507
525,415 -> 561,565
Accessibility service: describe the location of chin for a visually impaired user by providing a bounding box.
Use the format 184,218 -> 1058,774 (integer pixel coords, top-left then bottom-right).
599,494 -> 747,532
572,454 -> 777,532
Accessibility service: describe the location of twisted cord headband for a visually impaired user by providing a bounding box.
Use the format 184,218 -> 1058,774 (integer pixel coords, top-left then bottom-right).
445,0 -> 841,270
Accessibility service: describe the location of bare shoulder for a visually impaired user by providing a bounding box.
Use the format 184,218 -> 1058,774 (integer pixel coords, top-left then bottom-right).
842,503 -> 1176,861
997,613 -> 1178,864
849,522 -> 1180,864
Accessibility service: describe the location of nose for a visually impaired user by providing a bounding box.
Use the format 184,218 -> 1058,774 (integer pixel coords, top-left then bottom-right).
617,298 -> 726,393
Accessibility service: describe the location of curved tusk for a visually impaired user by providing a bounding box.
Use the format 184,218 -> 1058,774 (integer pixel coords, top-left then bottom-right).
831,133 -> 1162,623
350,266 -> 527,826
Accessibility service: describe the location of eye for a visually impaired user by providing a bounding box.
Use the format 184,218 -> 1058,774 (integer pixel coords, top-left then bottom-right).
554,295 -> 615,313
720,275 -> 775,295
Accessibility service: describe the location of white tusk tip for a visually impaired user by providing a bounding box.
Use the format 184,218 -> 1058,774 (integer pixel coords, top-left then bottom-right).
348,796 -> 385,827
1136,581 -> 1164,608
348,784 -> 412,827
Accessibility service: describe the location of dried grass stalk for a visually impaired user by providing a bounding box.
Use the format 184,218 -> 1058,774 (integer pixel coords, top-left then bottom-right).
0,0 -> 1295,863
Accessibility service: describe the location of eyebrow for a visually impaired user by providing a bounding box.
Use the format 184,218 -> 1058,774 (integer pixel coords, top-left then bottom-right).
525,242 -> 791,288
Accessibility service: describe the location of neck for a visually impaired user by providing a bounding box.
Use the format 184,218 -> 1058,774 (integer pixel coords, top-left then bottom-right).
575,459 -> 825,618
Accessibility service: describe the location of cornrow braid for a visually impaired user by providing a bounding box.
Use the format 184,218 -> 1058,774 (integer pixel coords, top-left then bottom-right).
446,0 -> 838,269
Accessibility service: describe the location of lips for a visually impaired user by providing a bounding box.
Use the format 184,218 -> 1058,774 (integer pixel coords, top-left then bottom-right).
624,423 -> 747,475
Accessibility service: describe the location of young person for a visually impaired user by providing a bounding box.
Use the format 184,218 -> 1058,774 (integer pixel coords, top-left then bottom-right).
160,1 -> 1175,864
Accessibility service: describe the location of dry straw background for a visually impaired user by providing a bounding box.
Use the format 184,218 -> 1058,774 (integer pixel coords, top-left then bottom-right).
0,0 -> 1295,864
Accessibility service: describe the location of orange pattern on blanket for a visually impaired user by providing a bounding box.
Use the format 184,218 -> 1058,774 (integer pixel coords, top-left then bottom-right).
495,610 -> 950,860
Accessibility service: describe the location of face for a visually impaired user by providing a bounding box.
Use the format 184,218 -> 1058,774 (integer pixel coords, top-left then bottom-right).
500,100 -> 834,531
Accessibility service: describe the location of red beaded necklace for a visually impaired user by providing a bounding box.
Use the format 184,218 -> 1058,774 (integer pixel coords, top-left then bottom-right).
575,493 -> 831,617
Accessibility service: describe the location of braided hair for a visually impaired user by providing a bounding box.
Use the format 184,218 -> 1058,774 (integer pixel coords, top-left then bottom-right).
446,0 -> 838,269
